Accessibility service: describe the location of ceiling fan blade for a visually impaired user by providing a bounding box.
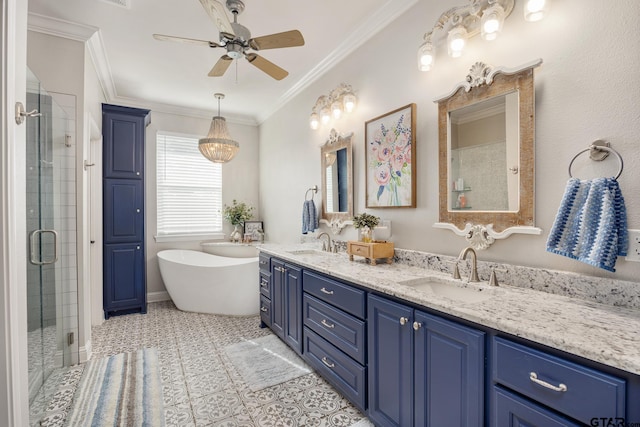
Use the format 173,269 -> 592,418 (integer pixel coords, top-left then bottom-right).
198,0 -> 235,36
249,30 -> 305,51
153,34 -> 221,48
208,55 -> 233,77
245,53 -> 288,80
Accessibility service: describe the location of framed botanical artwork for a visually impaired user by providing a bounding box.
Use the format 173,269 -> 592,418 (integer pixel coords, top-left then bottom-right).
365,103 -> 416,208
243,220 -> 264,240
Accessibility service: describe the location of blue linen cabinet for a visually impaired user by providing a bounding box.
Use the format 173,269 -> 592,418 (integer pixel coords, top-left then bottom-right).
102,104 -> 150,319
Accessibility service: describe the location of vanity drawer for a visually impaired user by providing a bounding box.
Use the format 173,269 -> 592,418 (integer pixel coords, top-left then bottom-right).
303,327 -> 367,412
493,337 -> 625,424
259,294 -> 271,327
259,253 -> 270,273
303,294 -> 366,364
493,386 -> 581,427
303,270 -> 365,319
259,271 -> 271,298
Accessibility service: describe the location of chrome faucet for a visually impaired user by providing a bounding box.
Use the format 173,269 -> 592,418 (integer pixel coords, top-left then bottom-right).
457,247 -> 480,282
317,232 -> 333,252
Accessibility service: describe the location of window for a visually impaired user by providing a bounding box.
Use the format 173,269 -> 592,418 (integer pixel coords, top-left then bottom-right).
156,132 -> 222,239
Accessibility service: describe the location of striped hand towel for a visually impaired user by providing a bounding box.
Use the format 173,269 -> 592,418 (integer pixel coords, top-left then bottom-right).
546,177 -> 628,272
302,199 -> 318,234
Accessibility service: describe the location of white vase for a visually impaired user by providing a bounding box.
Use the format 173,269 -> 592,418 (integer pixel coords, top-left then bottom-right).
230,224 -> 243,242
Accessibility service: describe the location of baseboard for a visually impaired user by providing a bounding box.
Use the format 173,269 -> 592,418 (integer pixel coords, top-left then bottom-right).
147,291 -> 171,303
79,340 -> 91,363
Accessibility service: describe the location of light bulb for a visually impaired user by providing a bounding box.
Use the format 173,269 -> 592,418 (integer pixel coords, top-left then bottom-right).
481,4 -> 504,41
524,0 -> 548,22
320,107 -> 331,125
309,113 -> 319,130
343,93 -> 356,113
417,41 -> 435,71
447,26 -> 467,58
331,101 -> 342,119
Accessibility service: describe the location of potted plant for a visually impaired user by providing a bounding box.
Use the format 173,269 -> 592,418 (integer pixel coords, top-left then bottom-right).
223,200 -> 254,242
352,212 -> 380,243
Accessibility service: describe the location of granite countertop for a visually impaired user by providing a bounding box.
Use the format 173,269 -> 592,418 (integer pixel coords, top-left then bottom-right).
259,243 -> 640,376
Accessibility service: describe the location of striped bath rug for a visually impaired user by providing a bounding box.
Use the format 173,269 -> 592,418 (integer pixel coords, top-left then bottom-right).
66,348 -> 164,426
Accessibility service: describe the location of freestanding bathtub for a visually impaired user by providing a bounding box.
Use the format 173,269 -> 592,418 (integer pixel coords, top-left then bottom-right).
157,248 -> 259,316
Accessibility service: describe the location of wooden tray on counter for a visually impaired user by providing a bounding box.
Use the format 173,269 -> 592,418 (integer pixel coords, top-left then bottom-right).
347,241 -> 394,265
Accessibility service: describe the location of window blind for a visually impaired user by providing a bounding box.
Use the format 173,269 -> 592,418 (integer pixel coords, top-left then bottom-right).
156,133 -> 222,236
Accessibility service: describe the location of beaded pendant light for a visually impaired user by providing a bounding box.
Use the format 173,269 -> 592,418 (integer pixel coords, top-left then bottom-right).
198,93 -> 239,163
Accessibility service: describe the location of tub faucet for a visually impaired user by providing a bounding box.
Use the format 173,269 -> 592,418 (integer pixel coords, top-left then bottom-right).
457,247 -> 480,282
317,232 -> 332,252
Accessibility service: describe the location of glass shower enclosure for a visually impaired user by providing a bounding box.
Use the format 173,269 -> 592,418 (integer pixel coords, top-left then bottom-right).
25,68 -> 79,415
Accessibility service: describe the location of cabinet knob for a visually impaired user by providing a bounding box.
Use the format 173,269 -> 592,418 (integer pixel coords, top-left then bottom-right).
136,209 -> 141,213
413,321 -> 422,331
399,317 -> 409,326
260,306 -> 268,312
136,246 -> 140,250
136,171 -> 140,176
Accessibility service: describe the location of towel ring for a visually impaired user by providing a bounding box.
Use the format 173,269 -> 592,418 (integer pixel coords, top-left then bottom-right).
568,144 -> 623,180
305,185 -> 318,201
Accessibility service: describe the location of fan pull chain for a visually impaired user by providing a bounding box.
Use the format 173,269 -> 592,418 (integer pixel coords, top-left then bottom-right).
235,59 -> 238,84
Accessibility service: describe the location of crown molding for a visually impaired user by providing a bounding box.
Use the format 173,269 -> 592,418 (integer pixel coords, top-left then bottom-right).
86,30 -> 117,101
107,94 -> 258,126
256,0 -> 419,124
27,12 -> 97,42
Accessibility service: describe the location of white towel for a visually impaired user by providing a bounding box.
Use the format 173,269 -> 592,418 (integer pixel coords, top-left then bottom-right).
302,200 -> 318,234
546,177 -> 628,272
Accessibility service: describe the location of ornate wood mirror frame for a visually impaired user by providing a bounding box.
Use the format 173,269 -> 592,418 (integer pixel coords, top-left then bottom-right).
433,59 -> 543,249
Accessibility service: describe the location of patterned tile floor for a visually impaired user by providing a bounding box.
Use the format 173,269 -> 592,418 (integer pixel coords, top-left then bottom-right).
34,301 -> 372,426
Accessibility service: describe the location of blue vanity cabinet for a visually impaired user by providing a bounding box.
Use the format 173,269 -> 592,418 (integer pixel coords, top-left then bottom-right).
102,104 -> 150,319
302,270 -> 368,412
368,294 -> 485,427
270,258 -> 303,355
258,254 -> 271,328
492,337 -> 626,426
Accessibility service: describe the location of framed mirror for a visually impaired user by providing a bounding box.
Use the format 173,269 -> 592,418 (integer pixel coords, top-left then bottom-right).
321,129 -> 353,232
434,60 -> 543,249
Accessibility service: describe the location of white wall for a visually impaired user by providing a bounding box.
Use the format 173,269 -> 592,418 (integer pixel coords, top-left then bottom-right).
259,0 -> 640,283
145,112 -> 260,297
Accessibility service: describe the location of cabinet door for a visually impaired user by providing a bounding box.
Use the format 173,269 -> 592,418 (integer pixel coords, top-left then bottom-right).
271,259 -> 285,338
103,243 -> 144,314
103,110 -> 145,179
414,310 -> 485,427
103,179 -> 143,243
368,295 -> 413,427
284,264 -> 303,354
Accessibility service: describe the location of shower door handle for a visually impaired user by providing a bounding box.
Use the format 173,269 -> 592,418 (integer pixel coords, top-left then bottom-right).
29,229 -> 59,265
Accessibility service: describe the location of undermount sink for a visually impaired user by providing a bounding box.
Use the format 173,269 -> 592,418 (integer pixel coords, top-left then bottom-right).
286,249 -> 332,256
399,276 -> 500,303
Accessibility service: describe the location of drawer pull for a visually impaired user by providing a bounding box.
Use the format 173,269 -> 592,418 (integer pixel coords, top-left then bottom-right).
261,280 -> 268,287
260,260 -> 267,265
321,356 -> 335,368
399,317 -> 409,326
529,372 -> 568,392
260,306 -> 268,312
321,319 -> 335,329
320,287 -> 334,295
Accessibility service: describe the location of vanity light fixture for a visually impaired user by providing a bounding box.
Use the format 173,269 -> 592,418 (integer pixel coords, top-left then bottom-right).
198,93 -> 240,163
417,0 -> 547,72
309,83 -> 357,130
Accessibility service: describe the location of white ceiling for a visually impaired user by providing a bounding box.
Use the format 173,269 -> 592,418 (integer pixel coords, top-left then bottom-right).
27,0 -> 418,123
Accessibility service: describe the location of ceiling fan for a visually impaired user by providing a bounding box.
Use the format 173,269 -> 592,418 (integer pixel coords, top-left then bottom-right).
153,0 -> 305,80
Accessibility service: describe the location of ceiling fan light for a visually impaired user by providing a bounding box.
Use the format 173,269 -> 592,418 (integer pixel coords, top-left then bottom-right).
343,93 -> 357,113
481,4 -> 505,41
331,101 -> 342,119
447,26 -> 467,58
417,41 -> 435,71
310,112 -> 320,130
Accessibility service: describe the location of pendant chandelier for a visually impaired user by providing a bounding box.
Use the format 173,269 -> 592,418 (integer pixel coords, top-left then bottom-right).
198,93 -> 240,163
